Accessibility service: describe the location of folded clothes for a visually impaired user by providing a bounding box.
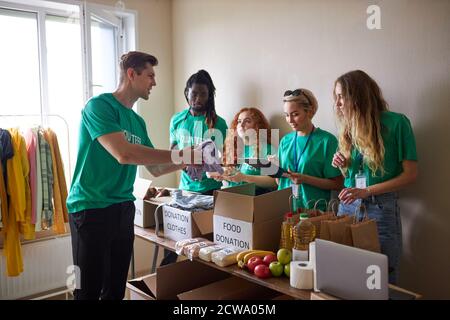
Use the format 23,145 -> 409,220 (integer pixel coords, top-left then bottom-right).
186,139 -> 224,181
168,189 -> 214,211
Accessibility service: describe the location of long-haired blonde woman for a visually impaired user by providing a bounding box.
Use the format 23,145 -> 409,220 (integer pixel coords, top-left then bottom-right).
332,70 -> 418,284
216,107 -> 275,195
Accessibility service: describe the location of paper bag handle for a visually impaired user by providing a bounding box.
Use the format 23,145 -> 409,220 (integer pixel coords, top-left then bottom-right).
327,199 -> 340,214
154,203 -> 165,237
313,199 -> 328,212
353,203 -> 369,223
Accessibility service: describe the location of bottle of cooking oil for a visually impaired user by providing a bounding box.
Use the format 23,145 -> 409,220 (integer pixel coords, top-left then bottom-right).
279,212 -> 294,250
293,213 -> 316,251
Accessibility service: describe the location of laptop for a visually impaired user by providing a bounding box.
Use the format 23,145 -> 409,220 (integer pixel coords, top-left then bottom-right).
315,239 -> 389,300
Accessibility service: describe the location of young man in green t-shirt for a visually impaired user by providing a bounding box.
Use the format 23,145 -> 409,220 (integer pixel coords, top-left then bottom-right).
67,52 -> 199,300
160,70 -> 228,266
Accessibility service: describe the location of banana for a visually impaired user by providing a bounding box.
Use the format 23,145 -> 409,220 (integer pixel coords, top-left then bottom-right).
236,249 -> 255,262
243,250 -> 275,264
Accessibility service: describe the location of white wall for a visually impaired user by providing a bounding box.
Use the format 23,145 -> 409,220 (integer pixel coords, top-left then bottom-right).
172,0 -> 450,299
89,0 -> 176,189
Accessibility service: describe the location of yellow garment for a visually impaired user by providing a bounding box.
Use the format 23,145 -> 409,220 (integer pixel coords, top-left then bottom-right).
43,129 -> 68,234
4,128 -> 31,276
0,161 -> 8,230
11,129 -> 34,240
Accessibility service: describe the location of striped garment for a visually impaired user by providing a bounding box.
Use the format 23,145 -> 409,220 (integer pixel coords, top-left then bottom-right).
38,129 -> 54,229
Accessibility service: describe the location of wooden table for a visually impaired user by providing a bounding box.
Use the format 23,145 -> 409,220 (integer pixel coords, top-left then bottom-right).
133,225 -> 421,300
133,226 -> 311,300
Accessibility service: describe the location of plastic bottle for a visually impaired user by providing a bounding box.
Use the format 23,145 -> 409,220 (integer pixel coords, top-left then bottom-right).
279,212 -> 294,250
293,213 -> 316,251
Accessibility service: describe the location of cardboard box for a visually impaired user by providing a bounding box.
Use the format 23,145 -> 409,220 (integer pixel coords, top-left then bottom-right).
160,205 -> 214,242
127,260 -> 229,300
272,294 -> 297,300
213,183 -> 291,251
127,273 -> 157,300
133,178 -> 173,228
134,196 -> 172,228
177,276 -> 280,300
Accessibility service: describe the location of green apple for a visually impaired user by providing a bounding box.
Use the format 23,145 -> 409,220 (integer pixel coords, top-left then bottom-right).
284,263 -> 291,278
277,248 -> 292,265
269,261 -> 284,277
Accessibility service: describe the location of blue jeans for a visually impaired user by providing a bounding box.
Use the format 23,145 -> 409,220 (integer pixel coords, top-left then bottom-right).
338,192 -> 402,285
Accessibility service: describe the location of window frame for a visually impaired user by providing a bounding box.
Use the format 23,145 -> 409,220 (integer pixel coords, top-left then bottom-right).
0,0 -> 137,105
0,0 -> 137,179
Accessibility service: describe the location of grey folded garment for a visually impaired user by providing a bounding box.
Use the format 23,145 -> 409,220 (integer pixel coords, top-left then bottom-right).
186,139 -> 224,181
168,190 -> 214,211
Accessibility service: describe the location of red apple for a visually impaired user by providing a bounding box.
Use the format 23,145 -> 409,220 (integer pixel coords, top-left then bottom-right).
254,264 -> 271,279
262,254 -> 277,266
247,256 -> 264,273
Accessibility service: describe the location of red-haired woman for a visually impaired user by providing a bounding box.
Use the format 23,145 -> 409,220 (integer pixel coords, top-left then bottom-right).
215,107 -> 276,195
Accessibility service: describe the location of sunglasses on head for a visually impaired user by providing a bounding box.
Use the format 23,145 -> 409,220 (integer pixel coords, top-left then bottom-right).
283,89 -> 312,106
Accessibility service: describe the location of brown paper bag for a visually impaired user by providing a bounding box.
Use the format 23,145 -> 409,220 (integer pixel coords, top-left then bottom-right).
328,215 -> 353,244
315,199 -> 340,240
348,204 -> 381,253
305,199 -> 339,238
320,214 -> 350,240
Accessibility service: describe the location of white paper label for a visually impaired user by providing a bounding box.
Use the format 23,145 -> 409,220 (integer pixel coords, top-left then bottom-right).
213,215 -> 253,250
291,184 -> 299,197
355,172 -> 367,189
162,206 -> 193,242
134,200 -> 144,227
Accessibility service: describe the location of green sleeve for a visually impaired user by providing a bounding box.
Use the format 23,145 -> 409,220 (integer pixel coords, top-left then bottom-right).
169,115 -> 178,147
323,135 -> 341,178
397,114 -> 418,162
82,98 -> 122,140
212,117 -> 228,150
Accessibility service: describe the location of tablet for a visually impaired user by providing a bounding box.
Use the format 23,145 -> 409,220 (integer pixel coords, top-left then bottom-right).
237,158 -> 272,168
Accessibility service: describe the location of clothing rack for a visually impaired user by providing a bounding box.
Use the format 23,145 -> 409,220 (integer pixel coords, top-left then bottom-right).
0,114 -> 72,185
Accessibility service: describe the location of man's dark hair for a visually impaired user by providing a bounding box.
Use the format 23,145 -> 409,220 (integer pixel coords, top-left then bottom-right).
184,69 -> 217,128
119,51 -> 158,82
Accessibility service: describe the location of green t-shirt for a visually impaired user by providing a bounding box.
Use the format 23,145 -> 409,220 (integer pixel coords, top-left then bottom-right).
67,93 -> 154,213
344,111 -> 418,188
277,128 -> 341,211
226,143 -> 275,194
170,109 -> 228,193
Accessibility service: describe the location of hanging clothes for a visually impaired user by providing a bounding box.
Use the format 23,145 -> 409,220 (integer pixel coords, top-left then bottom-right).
1,124 -> 69,277
4,128 -> 31,276
33,128 -> 43,232
1,128 -> 15,229
24,129 -> 37,225
0,161 -> 8,230
18,131 -> 34,241
0,129 -> 14,185
43,128 -> 68,234
38,128 -> 54,230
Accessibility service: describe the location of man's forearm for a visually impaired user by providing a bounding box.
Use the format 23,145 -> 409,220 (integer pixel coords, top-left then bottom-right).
145,163 -> 186,177
120,143 -> 179,165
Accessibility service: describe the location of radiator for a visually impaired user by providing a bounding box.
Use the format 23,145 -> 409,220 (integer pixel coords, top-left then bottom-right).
0,235 -> 72,300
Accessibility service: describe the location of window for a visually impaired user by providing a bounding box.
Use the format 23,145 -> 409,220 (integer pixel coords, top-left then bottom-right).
0,0 -> 136,182
0,8 -> 41,115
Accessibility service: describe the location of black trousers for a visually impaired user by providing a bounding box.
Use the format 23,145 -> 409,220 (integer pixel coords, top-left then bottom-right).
160,188 -> 215,266
69,201 -> 135,300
